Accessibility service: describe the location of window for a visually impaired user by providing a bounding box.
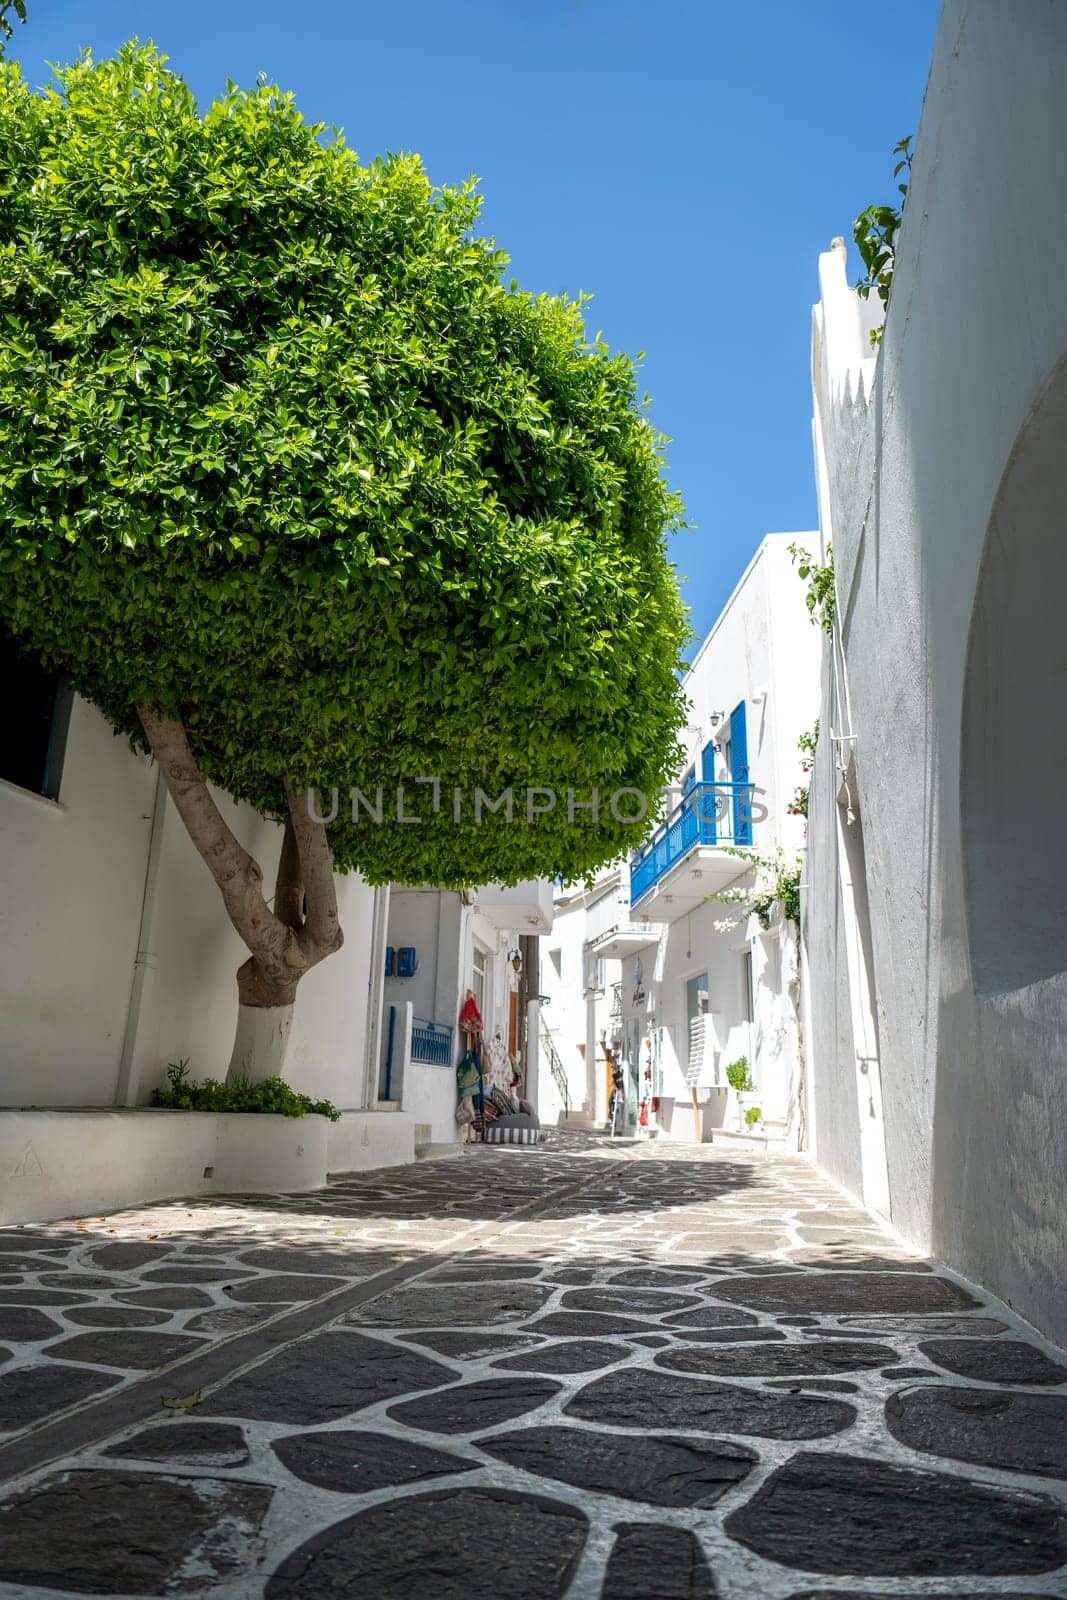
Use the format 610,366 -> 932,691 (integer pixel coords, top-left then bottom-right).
1,629 -> 72,800
686,973 -> 710,1082
742,949 -> 755,1024
547,946 -> 562,980
471,943 -> 489,1023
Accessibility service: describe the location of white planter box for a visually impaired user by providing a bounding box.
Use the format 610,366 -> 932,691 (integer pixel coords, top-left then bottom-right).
0,1105 -> 398,1224
212,1112 -> 328,1193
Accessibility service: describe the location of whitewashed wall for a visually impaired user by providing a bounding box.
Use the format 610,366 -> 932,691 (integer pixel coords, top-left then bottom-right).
678,533 -> 817,858
539,882 -> 606,1124
802,0 -> 1067,1343
0,697 -> 380,1112
539,540 -> 818,1144
1,698 -> 151,1105
641,536 -> 818,1142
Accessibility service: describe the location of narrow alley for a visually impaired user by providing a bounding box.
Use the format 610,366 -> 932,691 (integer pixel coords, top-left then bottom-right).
0,1132 -> 1063,1598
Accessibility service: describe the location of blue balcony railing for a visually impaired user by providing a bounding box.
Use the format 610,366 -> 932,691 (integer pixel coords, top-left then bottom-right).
630,781 -> 755,905
411,1018 -> 454,1067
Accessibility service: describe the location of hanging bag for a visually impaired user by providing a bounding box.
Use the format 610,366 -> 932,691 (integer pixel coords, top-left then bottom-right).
456,1048 -> 481,1096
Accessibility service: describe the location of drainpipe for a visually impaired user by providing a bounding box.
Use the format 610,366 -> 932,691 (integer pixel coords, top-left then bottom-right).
362,884 -> 391,1107
519,933 -> 537,1086
115,766 -> 167,1106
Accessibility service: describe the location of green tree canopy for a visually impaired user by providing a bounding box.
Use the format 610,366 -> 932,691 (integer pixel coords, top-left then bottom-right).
0,1 -> 27,54
0,45 -> 689,888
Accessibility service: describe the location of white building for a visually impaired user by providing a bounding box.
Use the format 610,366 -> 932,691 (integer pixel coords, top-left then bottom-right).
0,673 -> 547,1221
379,883 -> 550,1150
538,866 -> 649,1129
800,0 -> 1067,1347
537,534 -> 820,1145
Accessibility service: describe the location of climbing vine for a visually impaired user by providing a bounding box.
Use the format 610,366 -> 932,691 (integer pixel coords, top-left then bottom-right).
788,721 -> 819,819
709,848 -> 802,931
788,544 -> 835,634
854,135 -> 913,346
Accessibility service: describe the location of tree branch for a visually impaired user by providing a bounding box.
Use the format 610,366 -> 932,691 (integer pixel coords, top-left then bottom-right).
136,702 -> 282,957
283,779 -> 343,963
274,811 -> 305,932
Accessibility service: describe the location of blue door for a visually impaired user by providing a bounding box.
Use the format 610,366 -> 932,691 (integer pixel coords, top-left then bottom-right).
700,740 -> 717,842
680,765 -> 697,851
729,701 -> 752,844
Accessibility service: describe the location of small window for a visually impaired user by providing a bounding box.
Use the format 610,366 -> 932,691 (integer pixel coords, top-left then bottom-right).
1,629 -> 72,800
742,949 -> 755,1023
547,947 -> 562,980
471,943 -> 489,1021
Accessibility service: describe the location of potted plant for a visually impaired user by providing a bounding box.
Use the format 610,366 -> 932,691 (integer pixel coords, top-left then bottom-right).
725,1056 -> 758,1130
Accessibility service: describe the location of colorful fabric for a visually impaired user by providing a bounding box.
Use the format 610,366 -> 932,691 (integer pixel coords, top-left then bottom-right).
484,1122 -> 540,1145
458,993 -> 483,1034
489,1084 -> 516,1117
485,1032 -> 514,1093
456,1049 -> 481,1095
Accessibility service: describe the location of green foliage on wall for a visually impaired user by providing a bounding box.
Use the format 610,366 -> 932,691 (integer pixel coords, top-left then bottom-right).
0,45 -> 690,887
788,544 -> 835,634
789,721 -> 819,819
713,847 -> 802,929
854,136 -> 913,346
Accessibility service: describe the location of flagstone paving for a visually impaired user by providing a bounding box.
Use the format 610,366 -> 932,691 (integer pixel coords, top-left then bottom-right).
0,1131 -> 1064,1597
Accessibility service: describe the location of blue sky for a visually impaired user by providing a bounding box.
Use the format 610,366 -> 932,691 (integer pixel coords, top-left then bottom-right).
11,0 -> 937,644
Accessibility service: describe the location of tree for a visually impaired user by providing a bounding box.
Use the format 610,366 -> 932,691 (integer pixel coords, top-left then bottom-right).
0,46 -> 690,1078
0,2 -> 27,54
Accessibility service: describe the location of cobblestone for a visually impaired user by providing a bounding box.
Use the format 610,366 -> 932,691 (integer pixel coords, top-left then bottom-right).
0,1130 -> 1062,1596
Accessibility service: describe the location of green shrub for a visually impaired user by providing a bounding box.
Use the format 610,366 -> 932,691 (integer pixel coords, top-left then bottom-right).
744,1105 -> 762,1127
725,1057 -> 754,1094
152,1059 -> 340,1121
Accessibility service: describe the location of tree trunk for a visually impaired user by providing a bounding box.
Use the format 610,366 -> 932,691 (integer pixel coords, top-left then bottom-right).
228,1002 -> 295,1081
135,704 -> 343,1085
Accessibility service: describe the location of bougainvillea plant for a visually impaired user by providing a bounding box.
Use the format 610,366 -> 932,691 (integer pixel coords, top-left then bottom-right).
0,47 -> 689,1075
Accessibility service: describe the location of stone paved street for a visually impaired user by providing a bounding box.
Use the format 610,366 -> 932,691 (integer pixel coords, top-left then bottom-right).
0,1131 -> 1064,1598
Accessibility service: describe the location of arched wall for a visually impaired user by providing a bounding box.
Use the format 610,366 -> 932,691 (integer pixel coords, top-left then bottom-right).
961,356 -> 1067,996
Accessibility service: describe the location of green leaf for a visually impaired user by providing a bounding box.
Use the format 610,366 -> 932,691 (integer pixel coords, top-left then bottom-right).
161,1389 -> 203,1410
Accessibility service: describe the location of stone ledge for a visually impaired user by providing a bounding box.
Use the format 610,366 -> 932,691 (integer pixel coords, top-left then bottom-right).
1,1106 -> 416,1225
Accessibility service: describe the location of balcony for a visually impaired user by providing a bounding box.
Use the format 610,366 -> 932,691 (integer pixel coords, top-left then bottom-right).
587,921 -> 662,961
475,879 -> 553,934
630,782 -> 754,919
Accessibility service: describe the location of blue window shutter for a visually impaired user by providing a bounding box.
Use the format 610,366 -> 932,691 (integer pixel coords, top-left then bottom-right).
680,765 -> 697,848
700,740 -> 717,842
729,701 -> 752,844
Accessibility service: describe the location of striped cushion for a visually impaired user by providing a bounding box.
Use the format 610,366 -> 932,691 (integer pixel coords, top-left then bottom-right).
484,1122 -> 539,1144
